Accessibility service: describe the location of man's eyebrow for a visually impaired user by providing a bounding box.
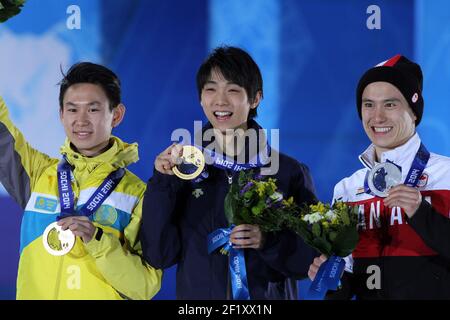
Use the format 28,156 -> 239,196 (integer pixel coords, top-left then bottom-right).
205,79 -> 236,84
361,98 -> 402,102
64,101 -> 102,106
383,98 -> 401,103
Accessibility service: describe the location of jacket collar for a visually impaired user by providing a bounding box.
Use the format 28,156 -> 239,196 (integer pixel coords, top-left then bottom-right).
59,135 -> 139,172
359,133 -> 422,180
200,119 -> 269,164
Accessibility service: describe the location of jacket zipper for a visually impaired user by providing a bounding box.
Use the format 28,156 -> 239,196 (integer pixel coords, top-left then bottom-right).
53,256 -> 65,299
227,172 -> 233,185
226,170 -> 233,299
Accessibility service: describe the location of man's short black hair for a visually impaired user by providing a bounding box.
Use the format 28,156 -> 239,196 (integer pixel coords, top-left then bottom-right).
196,46 -> 263,120
59,62 -> 121,111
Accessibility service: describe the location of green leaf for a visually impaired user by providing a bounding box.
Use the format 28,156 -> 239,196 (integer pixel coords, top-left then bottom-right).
251,205 -> 262,216
240,207 -> 251,223
340,209 -> 350,226
331,226 -> 359,257
329,231 -> 338,242
295,226 -> 313,243
312,237 -> 332,256
0,0 -> 26,23
312,223 -> 321,238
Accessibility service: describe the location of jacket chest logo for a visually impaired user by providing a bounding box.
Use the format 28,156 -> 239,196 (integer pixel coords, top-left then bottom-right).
34,196 -> 58,212
93,205 -> 118,226
417,173 -> 428,188
192,188 -> 204,199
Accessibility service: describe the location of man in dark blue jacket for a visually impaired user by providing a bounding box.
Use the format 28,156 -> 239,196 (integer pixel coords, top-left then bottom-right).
140,46 -> 317,299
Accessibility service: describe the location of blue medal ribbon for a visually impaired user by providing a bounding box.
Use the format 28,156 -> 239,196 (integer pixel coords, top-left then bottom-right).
404,143 -> 430,187
306,255 -> 346,300
365,143 -> 430,196
191,143 -> 270,183
203,137 -> 271,300
56,157 -> 125,220
207,226 -> 250,300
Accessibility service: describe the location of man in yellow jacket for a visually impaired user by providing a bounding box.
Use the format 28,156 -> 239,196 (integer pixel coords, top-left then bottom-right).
0,62 -> 162,299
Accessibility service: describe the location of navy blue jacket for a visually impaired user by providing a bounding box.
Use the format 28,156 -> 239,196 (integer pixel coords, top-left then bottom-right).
140,121 -> 317,299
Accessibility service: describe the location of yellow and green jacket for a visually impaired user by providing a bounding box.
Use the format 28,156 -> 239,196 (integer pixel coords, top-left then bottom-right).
0,96 -> 162,299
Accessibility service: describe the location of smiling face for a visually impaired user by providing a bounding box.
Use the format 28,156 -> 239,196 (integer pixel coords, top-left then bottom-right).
200,69 -> 261,132
361,81 -> 417,159
59,83 -> 125,157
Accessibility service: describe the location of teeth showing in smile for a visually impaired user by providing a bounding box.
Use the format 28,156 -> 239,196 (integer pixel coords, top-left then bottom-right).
373,127 -> 392,133
75,132 -> 91,137
214,111 -> 232,117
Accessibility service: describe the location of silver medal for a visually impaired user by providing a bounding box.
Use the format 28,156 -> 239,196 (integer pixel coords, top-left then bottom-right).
367,162 -> 402,197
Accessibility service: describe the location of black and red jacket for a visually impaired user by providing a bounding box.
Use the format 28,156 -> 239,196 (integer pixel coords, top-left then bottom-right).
332,134 -> 450,299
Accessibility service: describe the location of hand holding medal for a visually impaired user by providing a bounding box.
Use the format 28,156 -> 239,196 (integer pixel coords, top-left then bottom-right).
43,158 -> 125,256
365,144 -> 430,217
155,143 -> 205,180
42,217 -> 95,256
365,163 -> 424,217
57,216 -> 97,243
384,185 -> 423,217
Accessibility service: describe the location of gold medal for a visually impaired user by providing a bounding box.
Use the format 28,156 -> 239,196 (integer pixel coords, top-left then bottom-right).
172,145 -> 205,180
42,221 -> 75,256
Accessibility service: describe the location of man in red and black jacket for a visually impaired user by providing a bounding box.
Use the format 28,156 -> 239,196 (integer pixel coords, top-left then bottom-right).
309,55 -> 450,299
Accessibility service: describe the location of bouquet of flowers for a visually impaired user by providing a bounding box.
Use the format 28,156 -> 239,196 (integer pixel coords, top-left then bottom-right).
287,201 -> 359,299
208,169 -> 298,300
288,201 -> 359,257
0,0 -> 26,23
224,170 -> 298,233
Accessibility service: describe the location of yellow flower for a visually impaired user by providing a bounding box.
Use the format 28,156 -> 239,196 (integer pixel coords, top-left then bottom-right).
282,197 -> 295,207
310,202 -> 328,214
255,181 -> 266,196
334,201 -> 348,211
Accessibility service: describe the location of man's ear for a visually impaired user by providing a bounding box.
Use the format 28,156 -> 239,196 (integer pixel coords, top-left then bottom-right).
251,91 -> 262,109
112,104 -> 126,128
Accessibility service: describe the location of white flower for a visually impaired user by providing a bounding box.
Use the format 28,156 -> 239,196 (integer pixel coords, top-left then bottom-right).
325,210 -> 337,221
270,192 -> 283,203
302,212 -> 323,224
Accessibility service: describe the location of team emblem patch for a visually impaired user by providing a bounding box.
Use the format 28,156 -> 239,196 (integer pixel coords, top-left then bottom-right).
35,196 -> 58,212
94,205 -> 118,226
417,173 -> 428,188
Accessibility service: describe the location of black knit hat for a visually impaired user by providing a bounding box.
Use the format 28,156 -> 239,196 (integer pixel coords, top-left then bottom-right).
356,54 -> 424,125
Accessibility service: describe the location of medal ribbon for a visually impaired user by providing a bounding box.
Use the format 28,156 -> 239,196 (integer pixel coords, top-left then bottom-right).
57,157 -> 125,219
306,255 -> 346,300
207,226 -> 250,300
200,137 -> 271,299
190,143 -> 270,183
